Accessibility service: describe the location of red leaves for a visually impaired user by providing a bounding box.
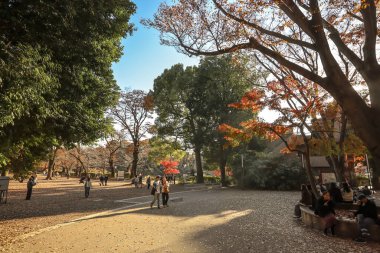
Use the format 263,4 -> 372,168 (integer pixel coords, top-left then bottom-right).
160,160 -> 179,169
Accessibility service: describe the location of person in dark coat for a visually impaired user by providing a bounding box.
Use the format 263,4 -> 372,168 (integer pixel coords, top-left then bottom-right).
104,175 -> 108,186
315,191 -> 336,236
146,176 -> 151,190
99,175 -> 104,186
328,182 -> 343,203
354,194 -> 379,243
25,175 -> 37,200
300,184 -> 312,206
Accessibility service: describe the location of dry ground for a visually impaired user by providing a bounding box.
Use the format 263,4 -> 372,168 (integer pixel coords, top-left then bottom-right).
0,176 -> 186,247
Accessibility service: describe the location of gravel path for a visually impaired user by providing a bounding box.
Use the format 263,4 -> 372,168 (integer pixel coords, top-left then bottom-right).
3,189 -> 380,253
0,177 -> 189,247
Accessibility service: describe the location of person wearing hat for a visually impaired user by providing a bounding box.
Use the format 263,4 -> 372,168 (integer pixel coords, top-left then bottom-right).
354,194 -> 378,243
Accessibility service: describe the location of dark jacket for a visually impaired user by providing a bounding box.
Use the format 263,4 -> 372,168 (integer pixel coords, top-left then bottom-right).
315,198 -> 335,217
355,200 -> 378,220
329,188 -> 343,202
27,176 -> 36,189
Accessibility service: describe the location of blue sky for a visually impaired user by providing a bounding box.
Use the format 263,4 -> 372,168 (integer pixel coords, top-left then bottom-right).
112,0 -> 200,91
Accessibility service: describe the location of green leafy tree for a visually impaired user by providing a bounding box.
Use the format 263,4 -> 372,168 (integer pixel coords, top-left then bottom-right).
0,1 -> 136,176
196,55 -> 255,186
153,64 -> 212,183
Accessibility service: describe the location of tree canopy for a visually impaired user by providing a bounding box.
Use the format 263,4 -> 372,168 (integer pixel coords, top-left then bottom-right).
145,0 -> 380,187
0,1 -> 136,176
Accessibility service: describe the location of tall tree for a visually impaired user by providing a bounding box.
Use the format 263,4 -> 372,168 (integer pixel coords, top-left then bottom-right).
153,64 -> 212,183
111,90 -> 153,177
145,0 -> 380,188
0,1 -> 136,177
196,56 -> 254,186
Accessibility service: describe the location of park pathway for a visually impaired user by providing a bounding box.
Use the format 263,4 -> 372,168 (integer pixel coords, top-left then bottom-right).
3,189 -> 380,253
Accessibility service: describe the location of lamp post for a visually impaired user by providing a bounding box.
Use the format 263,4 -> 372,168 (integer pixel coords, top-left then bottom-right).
241,154 -> 245,188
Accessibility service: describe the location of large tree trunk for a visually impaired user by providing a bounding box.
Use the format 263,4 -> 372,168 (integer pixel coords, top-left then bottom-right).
194,146 -> 204,183
371,154 -> 380,189
46,147 -> 58,180
109,159 -> 115,178
312,31 -> 380,189
131,142 -> 139,178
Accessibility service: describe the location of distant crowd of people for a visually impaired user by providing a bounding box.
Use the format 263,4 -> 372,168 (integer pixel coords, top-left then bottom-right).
296,182 -> 378,243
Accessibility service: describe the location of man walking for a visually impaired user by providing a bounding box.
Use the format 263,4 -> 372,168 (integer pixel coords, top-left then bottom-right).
25,174 -> 37,200
138,173 -> 143,188
150,176 -> 162,209
146,176 -> 151,190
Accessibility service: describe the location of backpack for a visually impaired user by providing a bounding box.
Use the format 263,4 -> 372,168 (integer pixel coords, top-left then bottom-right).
151,182 -> 157,195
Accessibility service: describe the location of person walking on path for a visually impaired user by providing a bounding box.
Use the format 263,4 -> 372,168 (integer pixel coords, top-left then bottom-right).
146,176 -> 151,190
84,176 -> 92,198
25,174 -> 37,200
99,175 -> 104,186
354,194 -> 379,243
138,173 -> 143,188
104,175 -> 109,186
150,176 -> 162,209
315,191 -> 336,236
162,176 -> 170,207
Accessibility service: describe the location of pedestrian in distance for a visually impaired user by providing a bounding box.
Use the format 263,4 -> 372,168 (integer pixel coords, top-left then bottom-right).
150,176 -> 162,209
146,176 -> 151,190
138,173 -> 143,188
84,176 -> 92,198
99,175 -> 104,186
134,175 -> 138,188
25,174 -> 37,200
162,176 -> 170,207
104,175 -> 109,186
353,194 -> 379,243
315,191 -> 336,236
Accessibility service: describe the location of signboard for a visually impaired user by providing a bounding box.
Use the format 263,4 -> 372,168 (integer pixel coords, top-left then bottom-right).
0,177 -> 10,191
321,173 -> 336,184
117,171 -> 124,181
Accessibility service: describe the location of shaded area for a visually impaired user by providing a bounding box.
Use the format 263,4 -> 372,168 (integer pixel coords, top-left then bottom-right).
0,177 -> 190,247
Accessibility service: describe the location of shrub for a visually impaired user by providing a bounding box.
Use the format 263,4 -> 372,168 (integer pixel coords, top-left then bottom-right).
231,152 -> 306,190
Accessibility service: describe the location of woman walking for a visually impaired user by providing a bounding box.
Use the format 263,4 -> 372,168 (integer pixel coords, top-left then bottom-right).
84,176 -> 92,198
162,177 -> 170,207
315,191 -> 336,236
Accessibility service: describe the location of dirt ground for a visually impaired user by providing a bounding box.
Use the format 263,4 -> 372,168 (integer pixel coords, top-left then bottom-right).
0,175 -> 185,247
3,189 -> 380,253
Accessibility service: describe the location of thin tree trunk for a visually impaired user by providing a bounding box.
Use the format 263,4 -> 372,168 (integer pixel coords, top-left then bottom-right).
304,152 -> 318,198
218,143 -> 227,187
194,146 -> 204,183
326,156 -> 343,183
131,142 -> 139,178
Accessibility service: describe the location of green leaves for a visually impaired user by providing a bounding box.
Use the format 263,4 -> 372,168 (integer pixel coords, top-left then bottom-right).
0,1 -> 136,174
